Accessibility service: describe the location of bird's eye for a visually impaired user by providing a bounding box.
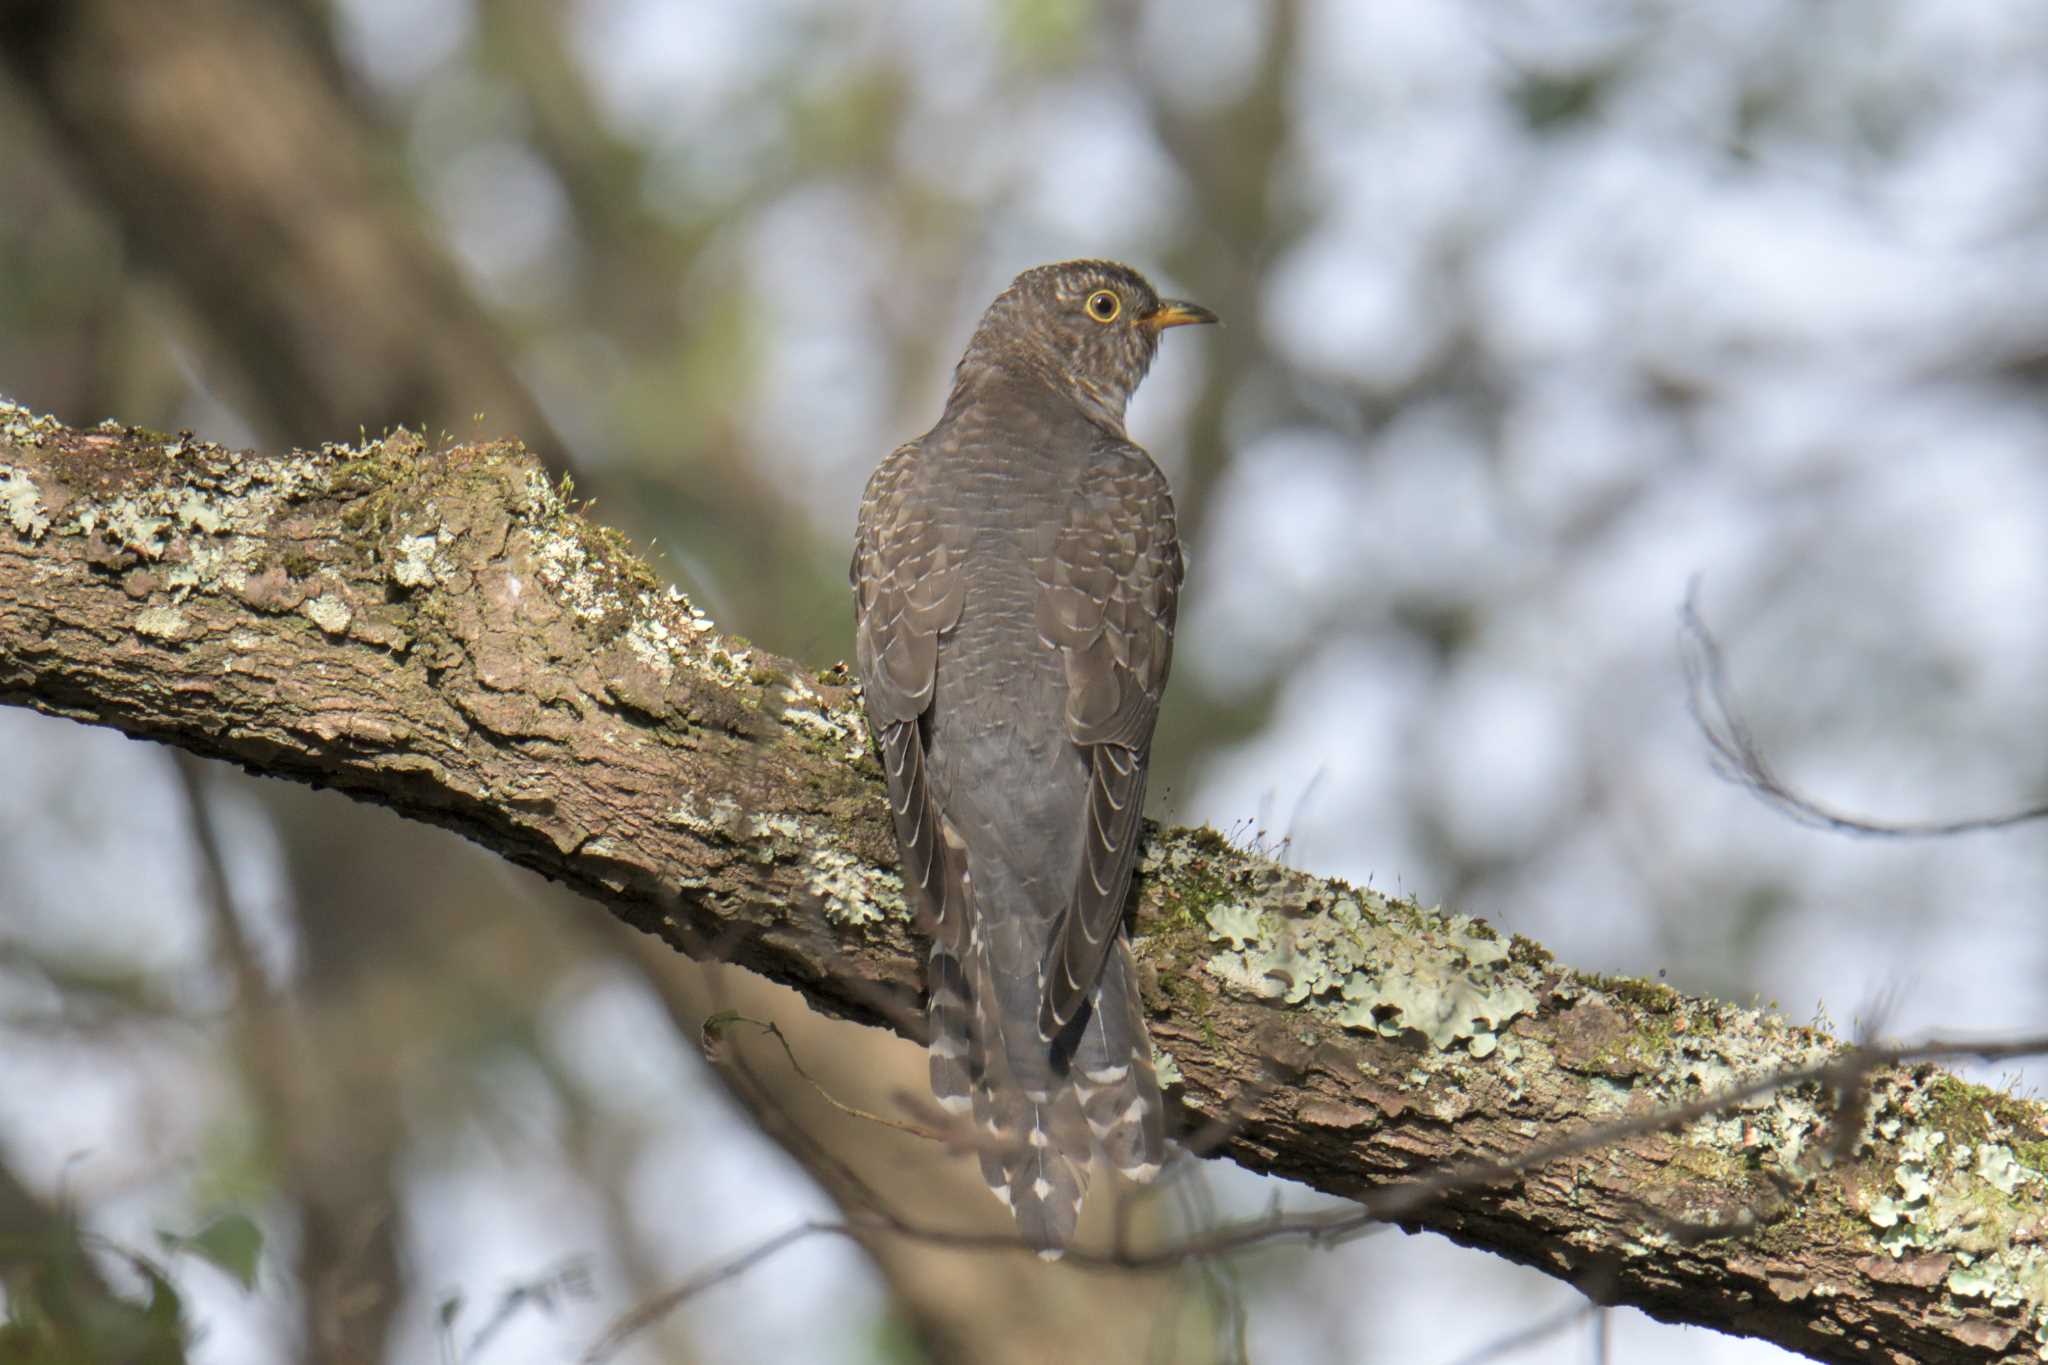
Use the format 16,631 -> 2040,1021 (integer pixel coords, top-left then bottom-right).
1086,289 -> 1121,323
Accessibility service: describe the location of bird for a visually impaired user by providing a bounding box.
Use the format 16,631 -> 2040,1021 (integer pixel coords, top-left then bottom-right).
851,260 -> 1215,1254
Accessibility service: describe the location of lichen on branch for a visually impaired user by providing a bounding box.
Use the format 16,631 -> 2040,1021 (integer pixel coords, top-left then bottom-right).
3,398 -> 2045,1364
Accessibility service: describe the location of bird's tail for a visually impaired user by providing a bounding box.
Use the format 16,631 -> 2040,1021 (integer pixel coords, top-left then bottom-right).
932,942 -> 1093,1253
921,855 -> 1090,1253
972,1074 -> 1093,1257
925,933 -> 976,1118
959,913 -> 1093,1257
1069,939 -> 1166,1185
927,912 -> 1163,1255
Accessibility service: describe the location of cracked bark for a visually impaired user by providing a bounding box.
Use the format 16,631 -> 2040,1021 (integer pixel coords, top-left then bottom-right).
2,408 -> 2044,1365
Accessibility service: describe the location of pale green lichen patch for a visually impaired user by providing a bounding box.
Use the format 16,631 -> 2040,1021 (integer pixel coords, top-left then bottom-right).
1869,1126 -> 1948,1255
520,492 -> 736,696
134,605 -> 188,640
662,794 -> 903,925
174,491 -> 224,534
40,430 -> 330,606
1824,1069 -> 2048,1340
804,843 -> 904,926
1948,1261 -> 2001,1299
663,794 -> 765,843
1585,1076 -> 1634,1116
530,518 -> 620,624
0,397 -> 63,448
303,592 -> 353,635
701,641 -> 757,686
1980,1143 -> 2037,1196
771,671 -> 869,755
521,466 -> 567,521
1330,912 -> 1535,1053
624,615 -> 681,683
0,465 -> 49,539
392,530 -> 452,588
1170,835 -> 1535,1055
1206,902 -> 1264,952
97,499 -> 174,557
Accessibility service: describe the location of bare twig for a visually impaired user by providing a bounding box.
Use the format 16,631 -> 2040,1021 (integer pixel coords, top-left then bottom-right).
459,1259 -> 595,1363
698,1011 -> 942,1142
1681,589 -> 2048,837
580,1223 -> 851,1363
1439,1301 -> 1600,1365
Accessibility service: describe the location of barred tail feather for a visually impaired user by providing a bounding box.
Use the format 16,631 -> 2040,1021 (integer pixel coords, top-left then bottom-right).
1070,941 -> 1165,1182
973,1083 -> 1091,1258
956,909 -> 1091,1257
926,940 -> 975,1115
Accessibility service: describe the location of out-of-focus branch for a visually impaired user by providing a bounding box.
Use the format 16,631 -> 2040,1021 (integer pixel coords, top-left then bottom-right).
171,754 -> 407,1365
0,0 -> 566,465
4,406 -> 2047,1364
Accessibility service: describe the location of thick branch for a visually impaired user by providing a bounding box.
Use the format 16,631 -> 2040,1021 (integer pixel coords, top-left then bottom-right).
2,402 -> 2044,1363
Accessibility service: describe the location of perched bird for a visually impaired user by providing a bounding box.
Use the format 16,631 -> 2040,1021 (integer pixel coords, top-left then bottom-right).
851,260 -> 1215,1254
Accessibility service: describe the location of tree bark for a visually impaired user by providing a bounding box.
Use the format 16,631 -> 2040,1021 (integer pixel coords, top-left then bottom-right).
2,403 -> 2043,1365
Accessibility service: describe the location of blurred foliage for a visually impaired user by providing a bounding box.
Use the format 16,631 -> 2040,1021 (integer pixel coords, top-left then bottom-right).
1,1218 -> 188,1365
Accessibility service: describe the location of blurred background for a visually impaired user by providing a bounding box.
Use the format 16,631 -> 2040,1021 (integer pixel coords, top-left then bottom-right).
2,0 -> 2045,1361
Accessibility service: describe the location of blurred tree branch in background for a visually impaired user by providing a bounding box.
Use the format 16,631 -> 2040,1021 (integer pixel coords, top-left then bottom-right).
3,410 -> 2044,1364
0,0 -> 565,466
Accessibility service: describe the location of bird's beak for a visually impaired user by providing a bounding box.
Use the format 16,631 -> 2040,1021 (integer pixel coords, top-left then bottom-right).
1142,299 -> 1219,332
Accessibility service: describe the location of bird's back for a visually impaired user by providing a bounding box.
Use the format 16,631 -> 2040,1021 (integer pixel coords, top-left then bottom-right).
914,394 -> 1107,1083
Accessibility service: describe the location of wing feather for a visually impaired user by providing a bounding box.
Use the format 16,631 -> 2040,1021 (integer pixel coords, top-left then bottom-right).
853,443 -> 977,1110
1037,443 -> 1183,1038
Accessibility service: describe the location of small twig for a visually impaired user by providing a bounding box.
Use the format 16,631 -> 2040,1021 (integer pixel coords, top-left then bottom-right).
581,1223 -> 852,1363
1681,588 -> 2048,838
699,1011 -> 942,1141
460,1259 -> 594,1363
1439,1300 -> 1599,1365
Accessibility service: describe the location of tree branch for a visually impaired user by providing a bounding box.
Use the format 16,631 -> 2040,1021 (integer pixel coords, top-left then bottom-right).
3,401 -> 2044,1364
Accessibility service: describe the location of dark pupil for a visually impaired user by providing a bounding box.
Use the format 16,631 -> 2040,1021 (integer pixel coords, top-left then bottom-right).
1092,294 -> 1112,316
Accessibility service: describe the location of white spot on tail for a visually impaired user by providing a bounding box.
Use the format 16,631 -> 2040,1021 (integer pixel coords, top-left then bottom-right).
935,1093 -> 972,1116
1122,1161 -> 1161,1184
1032,1177 -> 1054,1200
1082,1064 -> 1129,1085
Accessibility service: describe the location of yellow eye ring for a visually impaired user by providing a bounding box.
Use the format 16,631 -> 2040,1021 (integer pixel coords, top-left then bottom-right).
1085,289 -> 1121,323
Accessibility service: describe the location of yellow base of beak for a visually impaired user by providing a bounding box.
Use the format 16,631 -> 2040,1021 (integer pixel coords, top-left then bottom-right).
1143,300 -> 1220,331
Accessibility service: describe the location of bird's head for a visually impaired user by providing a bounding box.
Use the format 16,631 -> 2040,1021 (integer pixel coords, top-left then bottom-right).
955,260 -> 1217,429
